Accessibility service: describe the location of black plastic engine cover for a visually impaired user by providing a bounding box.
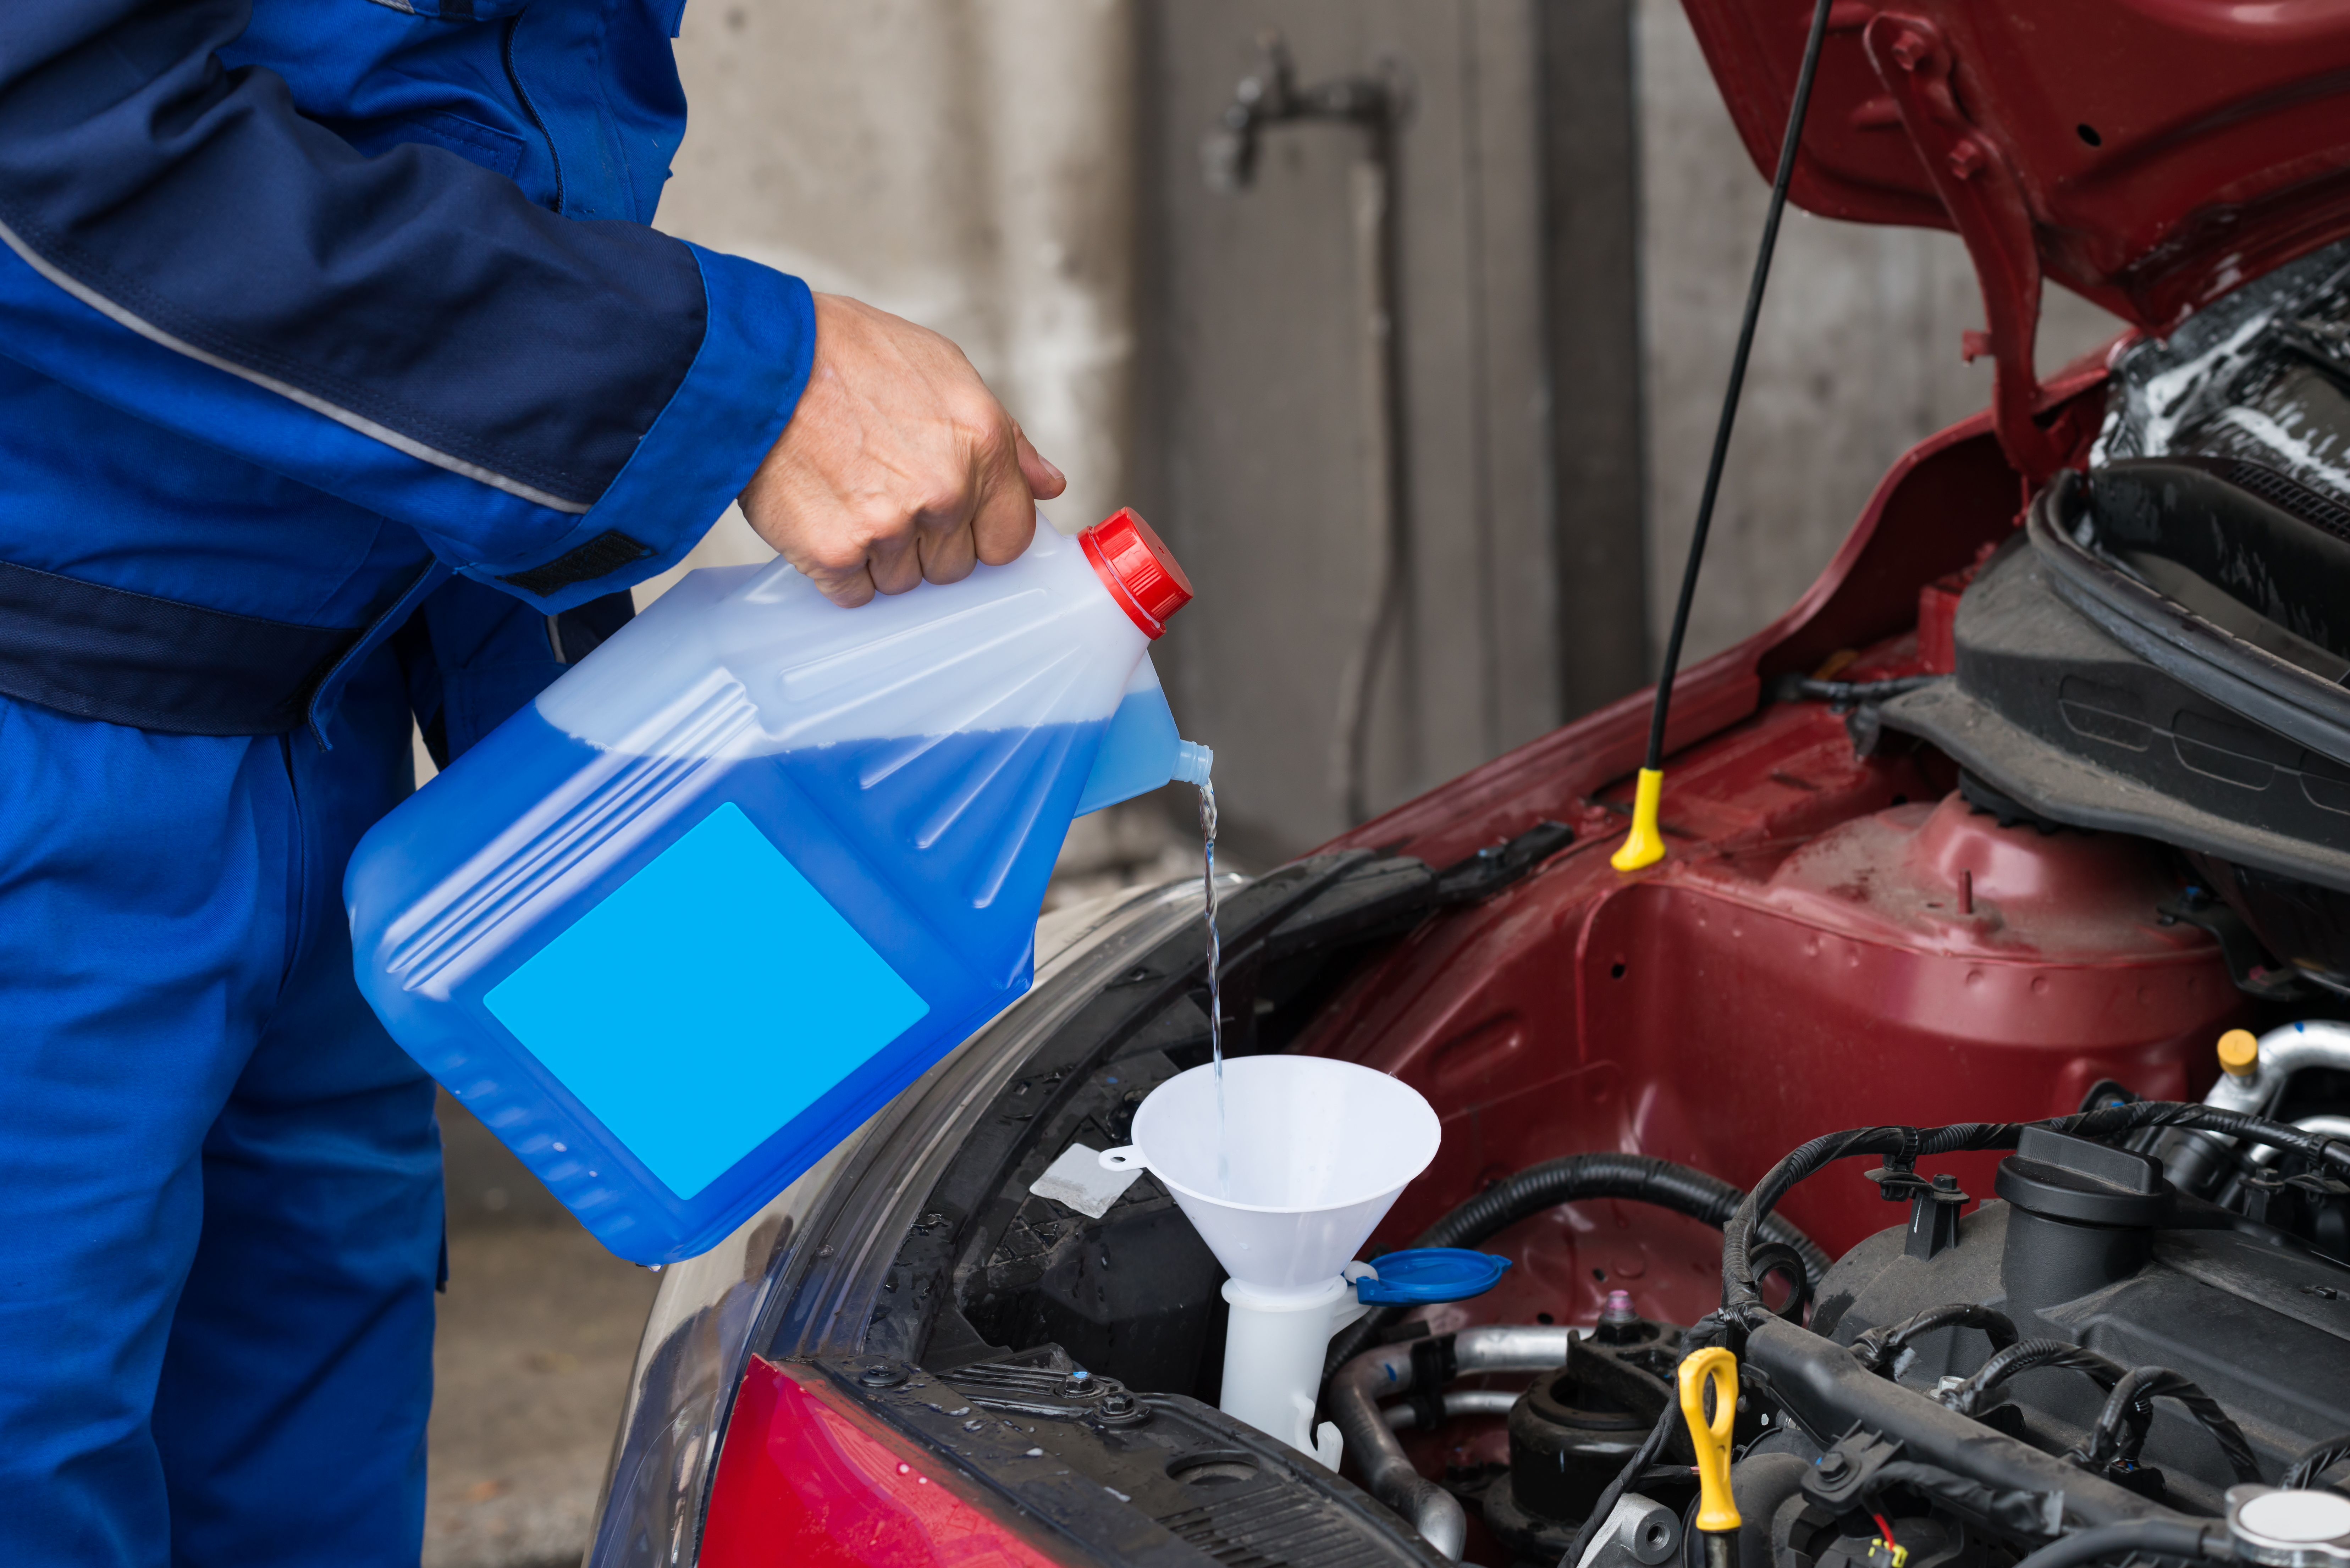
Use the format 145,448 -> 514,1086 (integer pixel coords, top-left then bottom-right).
1813,1136 -> 2350,1518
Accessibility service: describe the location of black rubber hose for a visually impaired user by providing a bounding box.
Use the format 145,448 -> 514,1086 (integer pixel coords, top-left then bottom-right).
1947,1339 -> 2126,1418
1322,1154 -> 1831,1380
1852,1303 -> 2019,1376
2006,1519 -> 2231,1568
1416,1154 -> 1832,1276
1864,1461 -> 2063,1541
2288,1434 -> 2350,1490
2080,1366 -> 2262,1484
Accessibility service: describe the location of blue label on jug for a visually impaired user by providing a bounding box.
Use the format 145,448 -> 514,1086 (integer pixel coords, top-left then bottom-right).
484,800 -> 931,1199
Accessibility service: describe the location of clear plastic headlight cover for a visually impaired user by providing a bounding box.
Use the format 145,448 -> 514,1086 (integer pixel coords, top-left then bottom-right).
584,878 -> 1209,1568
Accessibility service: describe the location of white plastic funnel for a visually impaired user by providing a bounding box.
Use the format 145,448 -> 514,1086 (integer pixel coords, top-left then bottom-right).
1100,1056 -> 1440,1296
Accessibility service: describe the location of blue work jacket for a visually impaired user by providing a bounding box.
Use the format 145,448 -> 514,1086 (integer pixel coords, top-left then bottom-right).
0,0 -> 813,755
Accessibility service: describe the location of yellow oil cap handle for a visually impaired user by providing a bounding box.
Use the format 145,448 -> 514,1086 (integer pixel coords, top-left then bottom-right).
1679,1346 -> 1742,1535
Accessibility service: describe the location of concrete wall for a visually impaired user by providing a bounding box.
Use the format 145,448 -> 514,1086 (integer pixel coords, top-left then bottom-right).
649,0 -> 1141,588
1132,1 -> 1562,864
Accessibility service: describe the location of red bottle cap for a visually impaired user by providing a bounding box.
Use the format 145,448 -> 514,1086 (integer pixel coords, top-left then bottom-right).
1079,507 -> 1193,639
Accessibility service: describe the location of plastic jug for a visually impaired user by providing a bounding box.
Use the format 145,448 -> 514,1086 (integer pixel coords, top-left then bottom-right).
347,509 -> 1207,1264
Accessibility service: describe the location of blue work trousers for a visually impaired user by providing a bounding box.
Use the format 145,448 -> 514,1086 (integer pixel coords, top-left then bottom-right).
0,649 -> 439,1565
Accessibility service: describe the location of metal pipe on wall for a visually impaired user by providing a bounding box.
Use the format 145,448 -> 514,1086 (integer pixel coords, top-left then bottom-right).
1332,144 -> 1407,827
1206,36 -> 1411,826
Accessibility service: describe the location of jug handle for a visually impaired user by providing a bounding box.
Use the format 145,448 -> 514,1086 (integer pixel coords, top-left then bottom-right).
1099,1146 -> 1147,1172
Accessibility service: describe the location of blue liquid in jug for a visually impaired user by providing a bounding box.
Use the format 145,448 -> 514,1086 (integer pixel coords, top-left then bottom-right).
350,700 -> 1108,1263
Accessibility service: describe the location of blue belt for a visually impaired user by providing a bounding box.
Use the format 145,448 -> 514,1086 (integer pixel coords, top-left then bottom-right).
0,558 -> 358,736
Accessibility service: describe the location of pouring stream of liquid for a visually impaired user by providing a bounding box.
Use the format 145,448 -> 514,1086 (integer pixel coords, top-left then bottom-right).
1198,779 -> 1226,1197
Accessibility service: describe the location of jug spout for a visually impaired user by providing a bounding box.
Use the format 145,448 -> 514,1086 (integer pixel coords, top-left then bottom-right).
1171,739 -> 1214,787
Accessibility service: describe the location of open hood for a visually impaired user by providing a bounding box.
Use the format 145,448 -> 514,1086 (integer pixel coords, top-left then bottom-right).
1680,0 -> 2350,480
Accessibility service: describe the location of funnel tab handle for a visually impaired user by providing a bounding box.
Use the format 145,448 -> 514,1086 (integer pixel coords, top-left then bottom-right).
1099,1146 -> 1147,1171
1351,1247 -> 1511,1304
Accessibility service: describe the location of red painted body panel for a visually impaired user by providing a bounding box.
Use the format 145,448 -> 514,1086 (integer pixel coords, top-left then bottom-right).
701,1358 -> 1069,1568
1680,0 -> 2350,328
1309,393 -> 2244,1327
1304,700 -> 2236,1273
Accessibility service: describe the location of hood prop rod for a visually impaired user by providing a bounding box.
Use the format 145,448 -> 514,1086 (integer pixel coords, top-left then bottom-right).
1613,0 -> 1838,872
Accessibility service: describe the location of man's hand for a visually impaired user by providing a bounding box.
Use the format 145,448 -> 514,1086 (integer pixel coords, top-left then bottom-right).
740,293 -> 1066,607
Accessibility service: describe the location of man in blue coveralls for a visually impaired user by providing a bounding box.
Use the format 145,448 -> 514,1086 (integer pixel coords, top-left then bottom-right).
0,3 -> 1066,1562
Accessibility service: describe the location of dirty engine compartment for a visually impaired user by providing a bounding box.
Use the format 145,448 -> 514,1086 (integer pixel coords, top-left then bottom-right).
758,251 -> 2350,1566
817,792 -> 2350,1568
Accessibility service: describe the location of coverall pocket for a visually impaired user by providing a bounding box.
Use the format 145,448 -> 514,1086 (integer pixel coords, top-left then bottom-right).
344,111 -> 530,182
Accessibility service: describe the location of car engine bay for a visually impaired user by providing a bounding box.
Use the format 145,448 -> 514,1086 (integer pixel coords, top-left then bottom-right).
757,244 -> 2350,1568
853,960 -> 2350,1568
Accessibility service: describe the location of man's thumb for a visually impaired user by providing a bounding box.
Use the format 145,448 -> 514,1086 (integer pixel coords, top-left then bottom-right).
1013,428 -> 1066,499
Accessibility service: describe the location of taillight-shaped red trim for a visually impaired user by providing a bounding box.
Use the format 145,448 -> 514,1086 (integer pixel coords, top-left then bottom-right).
699,1356 -> 1071,1567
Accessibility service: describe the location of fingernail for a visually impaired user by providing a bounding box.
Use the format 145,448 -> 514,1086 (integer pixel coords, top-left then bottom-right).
1041,457 -> 1065,486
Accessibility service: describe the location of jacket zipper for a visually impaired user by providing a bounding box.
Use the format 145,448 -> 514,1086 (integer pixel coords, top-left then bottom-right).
501,14 -> 564,215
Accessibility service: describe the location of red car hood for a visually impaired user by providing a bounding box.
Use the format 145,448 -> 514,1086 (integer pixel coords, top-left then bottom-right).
1682,0 -> 2350,478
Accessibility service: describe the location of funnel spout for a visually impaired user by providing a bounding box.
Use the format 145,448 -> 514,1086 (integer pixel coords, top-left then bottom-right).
1217,1274 -> 1368,1468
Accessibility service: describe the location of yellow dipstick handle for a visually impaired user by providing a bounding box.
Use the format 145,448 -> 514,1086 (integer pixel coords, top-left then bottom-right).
1611,768 -> 1667,872
1679,1347 -> 1742,1538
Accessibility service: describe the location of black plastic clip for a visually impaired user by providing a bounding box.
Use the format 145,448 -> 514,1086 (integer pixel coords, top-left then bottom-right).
2155,890 -> 2310,1002
1407,1332 -> 1459,1431
1866,1158 -> 1968,1261
2241,1164 -> 2350,1225
1433,820 -> 1576,904
1802,1429 -> 1905,1510
2321,1137 -> 2350,1181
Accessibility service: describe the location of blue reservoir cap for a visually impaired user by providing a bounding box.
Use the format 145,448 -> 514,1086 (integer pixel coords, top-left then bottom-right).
1352,1248 -> 1513,1305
